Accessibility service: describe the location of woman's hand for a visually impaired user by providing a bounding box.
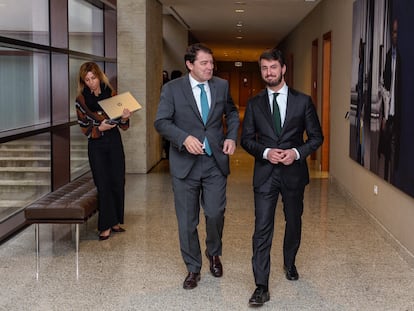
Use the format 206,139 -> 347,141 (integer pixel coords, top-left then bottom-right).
98,120 -> 117,132
121,108 -> 131,120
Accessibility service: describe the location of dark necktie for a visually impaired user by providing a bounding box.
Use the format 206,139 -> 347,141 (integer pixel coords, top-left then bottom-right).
273,92 -> 282,134
198,84 -> 212,155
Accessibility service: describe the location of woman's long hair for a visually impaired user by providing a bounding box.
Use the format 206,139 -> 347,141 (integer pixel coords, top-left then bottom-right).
77,62 -> 113,96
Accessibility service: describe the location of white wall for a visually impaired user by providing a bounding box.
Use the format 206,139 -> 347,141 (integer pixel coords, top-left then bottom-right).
162,14 -> 188,78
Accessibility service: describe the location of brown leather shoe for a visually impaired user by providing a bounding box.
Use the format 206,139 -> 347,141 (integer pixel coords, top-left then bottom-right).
205,250 -> 223,277
183,272 -> 200,289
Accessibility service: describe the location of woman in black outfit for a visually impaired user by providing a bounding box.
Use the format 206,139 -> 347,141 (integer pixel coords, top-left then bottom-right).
75,62 -> 131,240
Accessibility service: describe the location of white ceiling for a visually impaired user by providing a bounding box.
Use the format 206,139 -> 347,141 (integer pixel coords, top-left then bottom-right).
159,0 -> 320,62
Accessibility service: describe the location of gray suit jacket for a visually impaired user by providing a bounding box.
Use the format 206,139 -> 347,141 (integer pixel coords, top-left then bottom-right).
241,88 -> 323,189
155,74 -> 239,178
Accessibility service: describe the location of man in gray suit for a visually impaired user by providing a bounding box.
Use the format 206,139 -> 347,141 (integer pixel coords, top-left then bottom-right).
154,43 -> 239,290
241,48 -> 323,306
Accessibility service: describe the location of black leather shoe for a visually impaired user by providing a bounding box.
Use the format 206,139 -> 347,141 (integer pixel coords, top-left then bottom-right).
183,272 -> 200,290
248,287 -> 270,306
99,229 -> 111,241
284,265 -> 299,281
99,233 -> 110,241
205,250 -> 223,277
111,226 -> 126,233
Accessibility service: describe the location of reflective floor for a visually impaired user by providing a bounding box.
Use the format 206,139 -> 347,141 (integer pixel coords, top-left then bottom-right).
1,148 -> 413,311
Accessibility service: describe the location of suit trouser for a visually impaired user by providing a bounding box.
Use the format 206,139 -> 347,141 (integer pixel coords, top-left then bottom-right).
172,155 -> 227,273
252,166 -> 304,287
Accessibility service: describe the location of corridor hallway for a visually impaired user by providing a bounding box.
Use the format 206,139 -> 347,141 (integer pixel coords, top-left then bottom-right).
0,148 -> 413,310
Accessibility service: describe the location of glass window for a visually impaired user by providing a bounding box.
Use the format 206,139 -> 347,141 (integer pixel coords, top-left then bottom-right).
0,0 -> 117,240
0,0 -> 49,45
70,125 -> 89,181
0,133 -> 51,222
69,0 -> 104,56
70,58 -> 85,120
0,46 -> 50,133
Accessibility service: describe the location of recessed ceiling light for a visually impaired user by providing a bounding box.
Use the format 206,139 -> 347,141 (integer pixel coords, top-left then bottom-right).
234,1 -> 246,5
236,36 -> 243,40
236,21 -> 243,27
235,9 -> 245,13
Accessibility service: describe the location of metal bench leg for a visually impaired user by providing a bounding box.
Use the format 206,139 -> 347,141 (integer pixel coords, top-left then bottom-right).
76,224 -> 79,279
35,224 -> 39,280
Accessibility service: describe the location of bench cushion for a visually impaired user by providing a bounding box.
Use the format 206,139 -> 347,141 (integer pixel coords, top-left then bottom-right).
25,175 -> 98,223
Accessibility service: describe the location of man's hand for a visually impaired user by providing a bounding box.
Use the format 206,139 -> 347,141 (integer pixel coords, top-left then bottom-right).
183,135 -> 204,155
222,139 -> 236,155
267,148 -> 296,165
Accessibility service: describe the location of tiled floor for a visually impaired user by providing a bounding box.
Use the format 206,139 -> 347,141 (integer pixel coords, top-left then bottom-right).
1,148 -> 413,311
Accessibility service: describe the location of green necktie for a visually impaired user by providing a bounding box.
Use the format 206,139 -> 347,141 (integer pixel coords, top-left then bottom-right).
273,92 -> 282,134
198,84 -> 212,155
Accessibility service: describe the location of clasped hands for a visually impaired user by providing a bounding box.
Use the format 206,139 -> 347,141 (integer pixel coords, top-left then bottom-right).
183,135 -> 236,155
267,148 -> 296,165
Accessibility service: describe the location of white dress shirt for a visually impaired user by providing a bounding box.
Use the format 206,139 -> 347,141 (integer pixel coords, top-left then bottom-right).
263,83 -> 300,161
189,74 -> 211,114
268,83 -> 288,126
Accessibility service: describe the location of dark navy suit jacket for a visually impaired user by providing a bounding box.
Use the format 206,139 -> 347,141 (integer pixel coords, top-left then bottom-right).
241,87 -> 323,189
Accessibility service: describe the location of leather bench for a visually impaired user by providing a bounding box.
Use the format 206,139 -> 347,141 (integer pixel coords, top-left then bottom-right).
24,174 -> 98,278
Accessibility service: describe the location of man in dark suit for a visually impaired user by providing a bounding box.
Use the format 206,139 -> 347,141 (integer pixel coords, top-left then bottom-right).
378,18 -> 400,183
154,43 -> 239,290
241,48 -> 323,306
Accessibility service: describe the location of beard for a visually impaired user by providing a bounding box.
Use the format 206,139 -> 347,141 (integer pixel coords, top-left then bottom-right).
263,74 -> 283,88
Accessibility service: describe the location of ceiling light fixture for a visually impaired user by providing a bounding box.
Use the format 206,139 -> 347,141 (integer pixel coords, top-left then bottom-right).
236,21 -> 243,27
235,9 -> 245,13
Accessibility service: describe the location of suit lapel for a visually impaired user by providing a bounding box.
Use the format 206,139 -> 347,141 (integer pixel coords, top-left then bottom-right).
283,89 -> 296,130
257,90 -> 276,133
207,79 -> 216,122
182,74 -> 204,123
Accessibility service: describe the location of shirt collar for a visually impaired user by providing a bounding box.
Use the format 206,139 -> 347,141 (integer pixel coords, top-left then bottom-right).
189,74 -> 208,89
267,82 -> 288,97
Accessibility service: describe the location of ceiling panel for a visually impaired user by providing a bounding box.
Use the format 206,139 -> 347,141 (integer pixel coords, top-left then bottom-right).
160,0 -> 320,61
